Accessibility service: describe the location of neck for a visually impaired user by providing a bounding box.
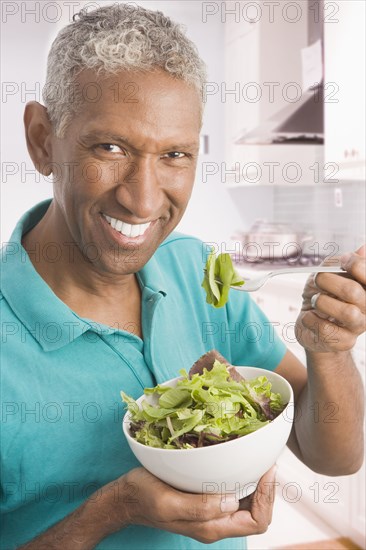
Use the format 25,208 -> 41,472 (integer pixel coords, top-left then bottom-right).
22,202 -> 142,334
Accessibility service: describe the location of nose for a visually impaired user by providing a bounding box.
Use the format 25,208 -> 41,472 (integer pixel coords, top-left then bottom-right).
114,157 -> 165,220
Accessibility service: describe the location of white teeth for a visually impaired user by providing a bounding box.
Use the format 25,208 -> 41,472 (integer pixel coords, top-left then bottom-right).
115,219 -> 123,232
103,214 -> 151,238
130,225 -> 140,238
121,222 -> 132,237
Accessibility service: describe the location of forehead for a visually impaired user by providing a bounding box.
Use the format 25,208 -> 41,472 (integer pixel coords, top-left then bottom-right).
68,69 -> 202,143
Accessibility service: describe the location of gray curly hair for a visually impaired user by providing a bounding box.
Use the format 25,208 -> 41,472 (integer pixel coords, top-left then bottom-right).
43,3 -> 207,137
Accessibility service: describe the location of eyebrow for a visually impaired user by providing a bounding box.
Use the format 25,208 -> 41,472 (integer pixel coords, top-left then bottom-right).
81,131 -> 199,152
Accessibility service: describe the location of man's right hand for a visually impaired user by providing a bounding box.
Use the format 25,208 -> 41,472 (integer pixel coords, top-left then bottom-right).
99,466 -> 277,544
19,466 -> 277,549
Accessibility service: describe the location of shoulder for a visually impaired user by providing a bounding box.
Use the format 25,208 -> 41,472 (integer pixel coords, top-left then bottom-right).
158,231 -> 204,250
154,231 -> 213,285
156,231 -> 210,264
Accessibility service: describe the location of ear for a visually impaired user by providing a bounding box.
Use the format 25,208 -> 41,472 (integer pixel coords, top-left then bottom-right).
24,101 -> 54,176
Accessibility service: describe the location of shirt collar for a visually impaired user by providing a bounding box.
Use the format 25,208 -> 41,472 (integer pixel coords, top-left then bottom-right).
137,256 -> 167,297
1,200 -> 168,352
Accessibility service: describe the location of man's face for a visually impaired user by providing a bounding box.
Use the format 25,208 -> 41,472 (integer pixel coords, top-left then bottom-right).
49,69 -> 201,275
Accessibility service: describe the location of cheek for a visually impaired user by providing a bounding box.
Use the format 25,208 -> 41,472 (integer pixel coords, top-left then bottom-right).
77,162 -> 138,196
55,161 -> 113,201
174,176 -> 195,208
162,166 -> 196,202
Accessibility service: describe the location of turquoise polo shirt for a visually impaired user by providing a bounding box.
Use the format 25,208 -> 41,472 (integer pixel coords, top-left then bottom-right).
1,200 -> 286,550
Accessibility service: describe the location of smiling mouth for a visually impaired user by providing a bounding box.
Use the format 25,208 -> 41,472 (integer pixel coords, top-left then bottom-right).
102,214 -> 152,238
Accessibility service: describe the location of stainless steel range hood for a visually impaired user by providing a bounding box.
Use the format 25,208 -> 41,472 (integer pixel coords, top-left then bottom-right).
236,86 -> 323,145
237,0 -> 324,145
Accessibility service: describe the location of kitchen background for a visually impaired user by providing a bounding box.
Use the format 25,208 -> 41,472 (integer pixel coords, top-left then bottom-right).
1,1 -> 365,549
1,0 -> 365,251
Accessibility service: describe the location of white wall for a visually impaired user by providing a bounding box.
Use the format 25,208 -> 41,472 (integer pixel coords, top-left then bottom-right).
1,0 -> 243,244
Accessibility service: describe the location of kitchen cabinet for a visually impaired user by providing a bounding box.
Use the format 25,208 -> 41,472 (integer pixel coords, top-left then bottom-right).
225,21 -> 260,171
225,1 -> 366,186
224,143 -> 324,187
225,4 -> 308,142
246,274 -> 366,547
224,3 -> 324,186
324,0 -> 366,181
250,276 -> 307,363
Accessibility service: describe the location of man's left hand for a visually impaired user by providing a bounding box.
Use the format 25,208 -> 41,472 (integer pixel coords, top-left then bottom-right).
295,244 -> 366,353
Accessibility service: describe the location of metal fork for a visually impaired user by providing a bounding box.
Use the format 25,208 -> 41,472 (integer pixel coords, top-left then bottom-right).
229,266 -> 345,292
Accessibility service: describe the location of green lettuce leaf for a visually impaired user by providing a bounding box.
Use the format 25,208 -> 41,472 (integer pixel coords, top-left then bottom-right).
202,248 -> 244,308
122,361 -> 286,450
158,388 -> 192,409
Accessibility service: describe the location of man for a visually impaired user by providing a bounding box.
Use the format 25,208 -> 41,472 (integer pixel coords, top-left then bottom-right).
1,4 -> 365,549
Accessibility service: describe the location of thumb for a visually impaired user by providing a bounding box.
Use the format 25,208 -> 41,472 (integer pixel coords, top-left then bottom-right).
340,244 -> 366,268
355,244 -> 366,257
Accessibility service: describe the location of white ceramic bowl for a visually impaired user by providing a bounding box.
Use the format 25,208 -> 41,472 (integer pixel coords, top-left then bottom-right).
123,366 -> 294,498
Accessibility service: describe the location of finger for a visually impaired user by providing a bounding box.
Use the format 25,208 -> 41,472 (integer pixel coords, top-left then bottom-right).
302,311 -> 357,351
249,466 -> 277,527
310,293 -> 333,321
163,508 -> 263,543
312,293 -> 366,333
354,244 -> 366,257
300,280 -> 321,311
128,468 -> 240,524
238,465 -> 277,510
313,273 -> 366,314
311,292 -> 320,309
169,490 -> 239,522
168,468 -> 277,542
340,252 -> 366,286
201,508 -> 271,538
313,273 -> 321,290
175,501 -> 275,542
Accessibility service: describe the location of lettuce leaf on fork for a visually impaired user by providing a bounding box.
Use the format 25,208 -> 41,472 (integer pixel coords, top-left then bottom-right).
201,248 -> 244,308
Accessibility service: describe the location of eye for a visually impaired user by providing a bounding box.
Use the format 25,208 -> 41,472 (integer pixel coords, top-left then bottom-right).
162,151 -> 187,159
97,143 -> 125,154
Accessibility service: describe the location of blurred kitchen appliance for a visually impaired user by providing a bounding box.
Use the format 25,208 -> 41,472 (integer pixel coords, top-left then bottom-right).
232,253 -> 327,270
232,220 -> 315,264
